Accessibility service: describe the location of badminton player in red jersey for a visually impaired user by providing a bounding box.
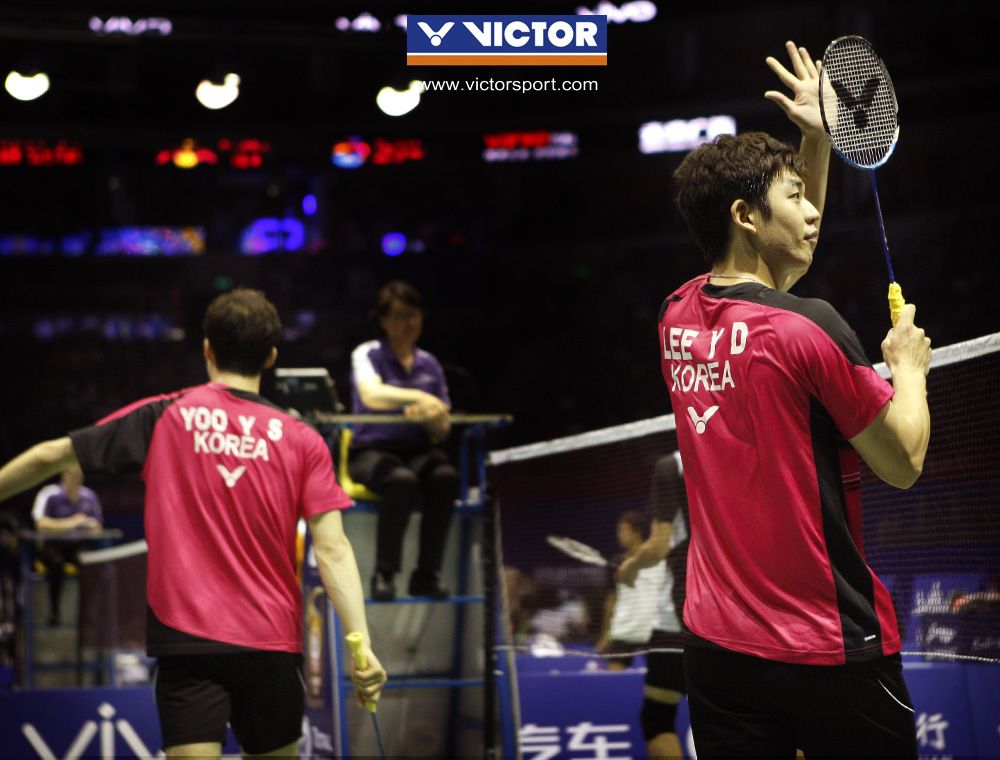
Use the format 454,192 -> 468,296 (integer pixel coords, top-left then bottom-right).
660,42 -> 931,756
0,289 -> 386,758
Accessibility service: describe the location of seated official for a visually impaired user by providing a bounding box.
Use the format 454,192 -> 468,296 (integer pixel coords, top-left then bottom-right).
32,465 -> 102,624
350,281 -> 460,601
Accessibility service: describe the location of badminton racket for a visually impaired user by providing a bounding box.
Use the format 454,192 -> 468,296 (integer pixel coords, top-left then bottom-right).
546,535 -> 611,568
346,632 -> 386,760
819,35 -> 905,325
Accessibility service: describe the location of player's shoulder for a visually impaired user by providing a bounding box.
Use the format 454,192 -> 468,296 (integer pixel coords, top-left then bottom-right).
759,291 -> 869,366
97,386 -> 195,424
758,290 -> 845,330
658,274 -> 706,321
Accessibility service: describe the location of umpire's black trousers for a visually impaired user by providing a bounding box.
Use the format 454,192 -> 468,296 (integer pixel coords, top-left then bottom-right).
349,446 -> 459,576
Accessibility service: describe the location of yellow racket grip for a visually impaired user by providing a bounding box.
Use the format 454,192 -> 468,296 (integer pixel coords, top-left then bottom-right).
345,632 -> 376,713
888,282 -> 905,327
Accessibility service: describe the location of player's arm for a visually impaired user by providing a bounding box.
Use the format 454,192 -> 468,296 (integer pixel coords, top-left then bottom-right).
615,519 -> 672,587
0,437 -> 78,503
308,510 -> 387,703
849,304 -> 931,489
765,41 -> 831,224
595,589 -> 616,651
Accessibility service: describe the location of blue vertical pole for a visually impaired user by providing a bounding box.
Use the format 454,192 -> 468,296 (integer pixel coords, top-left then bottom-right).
332,608 -> 349,757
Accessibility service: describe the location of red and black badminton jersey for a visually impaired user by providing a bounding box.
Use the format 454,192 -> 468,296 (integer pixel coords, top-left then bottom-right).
69,382 -> 352,655
658,275 -> 897,665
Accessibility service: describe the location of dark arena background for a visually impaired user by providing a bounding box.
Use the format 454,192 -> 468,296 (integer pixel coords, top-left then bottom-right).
0,2 -> 998,759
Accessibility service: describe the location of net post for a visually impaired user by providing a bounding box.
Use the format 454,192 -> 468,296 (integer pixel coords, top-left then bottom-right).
483,489 -> 497,758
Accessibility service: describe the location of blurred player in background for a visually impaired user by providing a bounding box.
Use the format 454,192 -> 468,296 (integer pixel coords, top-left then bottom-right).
617,451 -> 689,758
597,510 -> 666,670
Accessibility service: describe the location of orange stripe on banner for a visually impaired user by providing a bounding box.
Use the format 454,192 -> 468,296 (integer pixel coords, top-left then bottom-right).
407,54 -> 607,66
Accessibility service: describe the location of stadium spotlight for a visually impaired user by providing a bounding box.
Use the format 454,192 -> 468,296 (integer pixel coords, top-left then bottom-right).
376,81 -> 424,117
195,73 -> 240,110
5,70 -> 50,101
382,232 -> 407,257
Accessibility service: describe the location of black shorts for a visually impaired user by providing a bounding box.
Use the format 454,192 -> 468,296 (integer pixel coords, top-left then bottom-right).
644,629 -> 685,694
684,645 -> 918,757
155,651 -> 305,754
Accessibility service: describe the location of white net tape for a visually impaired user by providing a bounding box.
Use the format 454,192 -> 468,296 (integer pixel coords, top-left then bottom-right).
493,332 -> 1000,463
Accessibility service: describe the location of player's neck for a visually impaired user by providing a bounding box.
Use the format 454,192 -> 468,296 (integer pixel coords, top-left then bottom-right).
209,370 -> 262,395
713,248 -> 810,290
712,247 -> 774,288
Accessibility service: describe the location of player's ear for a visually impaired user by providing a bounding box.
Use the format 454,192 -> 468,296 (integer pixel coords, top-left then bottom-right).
263,347 -> 278,370
731,199 -> 756,234
203,338 -> 214,362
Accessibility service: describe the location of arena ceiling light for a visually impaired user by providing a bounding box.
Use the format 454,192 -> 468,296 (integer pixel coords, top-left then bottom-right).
376,81 -> 424,117
88,16 -> 173,36
195,73 -> 241,110
576,1 -> 657,23
5,70 -> 50,101
639,115 -> 737,154
335,12 -> 381,32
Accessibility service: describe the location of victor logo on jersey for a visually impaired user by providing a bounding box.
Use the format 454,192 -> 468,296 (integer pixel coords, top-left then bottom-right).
216,464 -> 246,488
687,406 -> 719,434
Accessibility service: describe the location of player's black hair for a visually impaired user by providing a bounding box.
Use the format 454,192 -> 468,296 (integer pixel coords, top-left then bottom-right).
203,289 -> 282,376
673,131 -> 808,265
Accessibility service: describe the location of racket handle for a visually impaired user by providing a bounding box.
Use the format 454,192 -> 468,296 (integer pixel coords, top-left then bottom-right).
888,282 -> 905,326
346,632 -> 377,713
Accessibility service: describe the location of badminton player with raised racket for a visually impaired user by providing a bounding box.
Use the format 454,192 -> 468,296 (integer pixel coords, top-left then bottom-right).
658,41 -> 931,756
0,289 -> 387,758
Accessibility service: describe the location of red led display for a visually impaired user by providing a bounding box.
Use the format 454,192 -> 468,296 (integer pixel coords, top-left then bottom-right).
371,138 -> 425,166
221,138 -> 270,169
155,139 -> 218,169
0,140 -> 84,167
155,138 -> 269,169
482,131 -> 552,150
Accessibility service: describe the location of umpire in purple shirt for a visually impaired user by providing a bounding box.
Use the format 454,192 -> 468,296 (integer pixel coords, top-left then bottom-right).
32,465 -> 102,624
350,281 -> 459,601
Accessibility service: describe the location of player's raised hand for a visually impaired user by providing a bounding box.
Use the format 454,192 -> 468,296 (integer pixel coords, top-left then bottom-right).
881,303 -> 932,377
765,40 -> 824,137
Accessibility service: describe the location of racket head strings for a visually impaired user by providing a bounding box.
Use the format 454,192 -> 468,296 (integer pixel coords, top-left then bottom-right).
819,35 -> 899,170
